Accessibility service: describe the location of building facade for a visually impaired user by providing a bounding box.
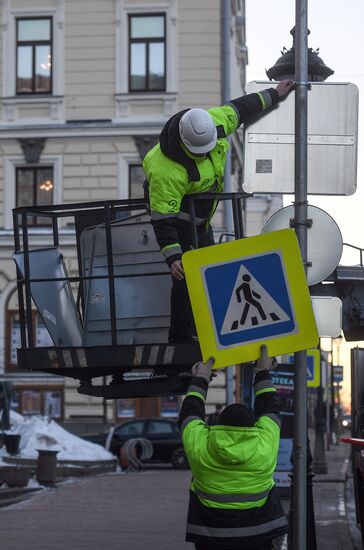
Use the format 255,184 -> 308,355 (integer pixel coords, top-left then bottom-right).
0,0 -> 279,428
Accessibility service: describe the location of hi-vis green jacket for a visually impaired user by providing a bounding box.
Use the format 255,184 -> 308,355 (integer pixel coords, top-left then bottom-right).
143,88 -> 280,266
178,370 -> 287,547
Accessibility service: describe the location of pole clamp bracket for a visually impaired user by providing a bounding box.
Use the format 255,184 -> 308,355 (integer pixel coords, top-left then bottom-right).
294,81 -> 312,90
289,217 -> 313,229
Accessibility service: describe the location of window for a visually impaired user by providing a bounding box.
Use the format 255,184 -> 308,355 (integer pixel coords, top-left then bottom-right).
35,315 -> 54,347
8,312 -> 22,367
129,14 -> 166,92
4,155 -> 61,229
16,17 -> 52,94
6,310 -> 53,371
16,166 -> 54,225
43,391 -> 62,418
22,390 -> 42,415
129,164 -> 145,199
10,386 -> 63,418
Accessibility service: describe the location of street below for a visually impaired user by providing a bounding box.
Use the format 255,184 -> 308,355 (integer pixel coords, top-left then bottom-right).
0,439 -> 360,550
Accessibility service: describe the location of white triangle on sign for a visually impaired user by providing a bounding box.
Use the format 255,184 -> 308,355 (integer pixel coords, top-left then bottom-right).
220,264 -> 290,335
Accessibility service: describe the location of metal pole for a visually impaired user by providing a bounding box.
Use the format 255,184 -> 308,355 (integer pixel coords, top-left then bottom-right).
22,211 -> 34,348
293,1 -> 308,549
330,346 -> 336,444
104,203 -> 117,345
13,210 -> 27,349
313,353 -> 328,473
222,0 -> 234,237
325,357 -> 331,450
222,0 -> 234,405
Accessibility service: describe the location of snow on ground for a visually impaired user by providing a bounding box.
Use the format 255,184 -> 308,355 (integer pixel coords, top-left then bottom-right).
0,411 -> 114,462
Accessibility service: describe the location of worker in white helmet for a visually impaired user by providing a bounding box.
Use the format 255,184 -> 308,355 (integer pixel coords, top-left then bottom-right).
143,80 -> 294,343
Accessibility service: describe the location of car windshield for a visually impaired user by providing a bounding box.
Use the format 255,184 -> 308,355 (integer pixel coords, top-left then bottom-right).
147,421 -> 175,435
115,421 -> 144,436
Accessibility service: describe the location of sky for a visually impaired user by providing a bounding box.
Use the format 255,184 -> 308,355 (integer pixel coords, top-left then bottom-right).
245,0 -> 364,409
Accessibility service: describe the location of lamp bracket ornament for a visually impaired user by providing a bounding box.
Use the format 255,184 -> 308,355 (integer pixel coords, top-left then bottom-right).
18,138 -> 46,164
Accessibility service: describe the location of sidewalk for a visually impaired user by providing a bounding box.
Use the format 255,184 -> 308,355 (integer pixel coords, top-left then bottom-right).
310,435 -> 359,550
0,439 -> 360,550
0,466 -> 192,550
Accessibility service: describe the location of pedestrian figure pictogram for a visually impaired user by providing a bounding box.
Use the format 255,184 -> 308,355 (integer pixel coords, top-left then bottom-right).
234,274 -> 267,328
220,263 -> 291,337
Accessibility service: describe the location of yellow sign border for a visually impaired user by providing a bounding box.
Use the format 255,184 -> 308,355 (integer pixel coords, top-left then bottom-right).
183,229 -> 318,369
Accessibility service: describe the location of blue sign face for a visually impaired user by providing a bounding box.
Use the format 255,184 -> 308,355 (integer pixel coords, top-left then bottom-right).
203,252 -> 296,348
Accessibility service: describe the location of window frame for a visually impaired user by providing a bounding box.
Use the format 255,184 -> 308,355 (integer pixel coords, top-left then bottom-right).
16,16 -> 53,96
128,12 -> 166,93
15,165 -> 54,226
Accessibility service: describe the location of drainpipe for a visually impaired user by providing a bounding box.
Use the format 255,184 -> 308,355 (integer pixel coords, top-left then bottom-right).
222,0 -> 234,405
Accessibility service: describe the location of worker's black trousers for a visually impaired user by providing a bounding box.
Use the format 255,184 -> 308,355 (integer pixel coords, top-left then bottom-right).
168,222 -> 214,343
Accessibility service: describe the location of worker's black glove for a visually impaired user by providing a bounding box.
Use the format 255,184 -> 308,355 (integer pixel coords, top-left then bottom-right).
191,357 -> 215,384
253,344 -> 277,374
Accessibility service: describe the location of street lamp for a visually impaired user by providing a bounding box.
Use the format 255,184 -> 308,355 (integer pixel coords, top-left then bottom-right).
266,27 -> 334,82
266,28 -> 334,470
267,25 -> 334,550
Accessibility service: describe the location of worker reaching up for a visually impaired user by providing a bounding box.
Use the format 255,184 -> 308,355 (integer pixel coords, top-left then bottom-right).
178,345 -> 286,550
143,81 -> 294,344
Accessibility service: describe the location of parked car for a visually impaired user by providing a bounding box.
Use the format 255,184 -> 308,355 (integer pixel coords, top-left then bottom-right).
81,418 -> 188,469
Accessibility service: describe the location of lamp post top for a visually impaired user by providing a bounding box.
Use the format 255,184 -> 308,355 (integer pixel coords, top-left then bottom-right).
266,26 -> 334,82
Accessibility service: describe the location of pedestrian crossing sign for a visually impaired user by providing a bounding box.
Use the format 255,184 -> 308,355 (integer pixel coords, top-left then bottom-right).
288,349 -> 321,387
183,229 -> 318,369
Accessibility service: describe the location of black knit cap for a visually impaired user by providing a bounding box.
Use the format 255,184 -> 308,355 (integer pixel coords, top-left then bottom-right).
218,404 -> 255,427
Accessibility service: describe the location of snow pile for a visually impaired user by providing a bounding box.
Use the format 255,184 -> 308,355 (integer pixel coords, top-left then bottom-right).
1,411 -> 115,462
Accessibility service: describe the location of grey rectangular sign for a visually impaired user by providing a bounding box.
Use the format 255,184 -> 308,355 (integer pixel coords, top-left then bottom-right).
243,81 -> 359,195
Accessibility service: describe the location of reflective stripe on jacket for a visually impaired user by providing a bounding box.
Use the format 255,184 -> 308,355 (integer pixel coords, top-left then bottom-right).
178,371 -> 287,546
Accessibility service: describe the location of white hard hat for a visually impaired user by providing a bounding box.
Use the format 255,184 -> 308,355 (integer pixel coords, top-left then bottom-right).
179,109 -> 217,154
